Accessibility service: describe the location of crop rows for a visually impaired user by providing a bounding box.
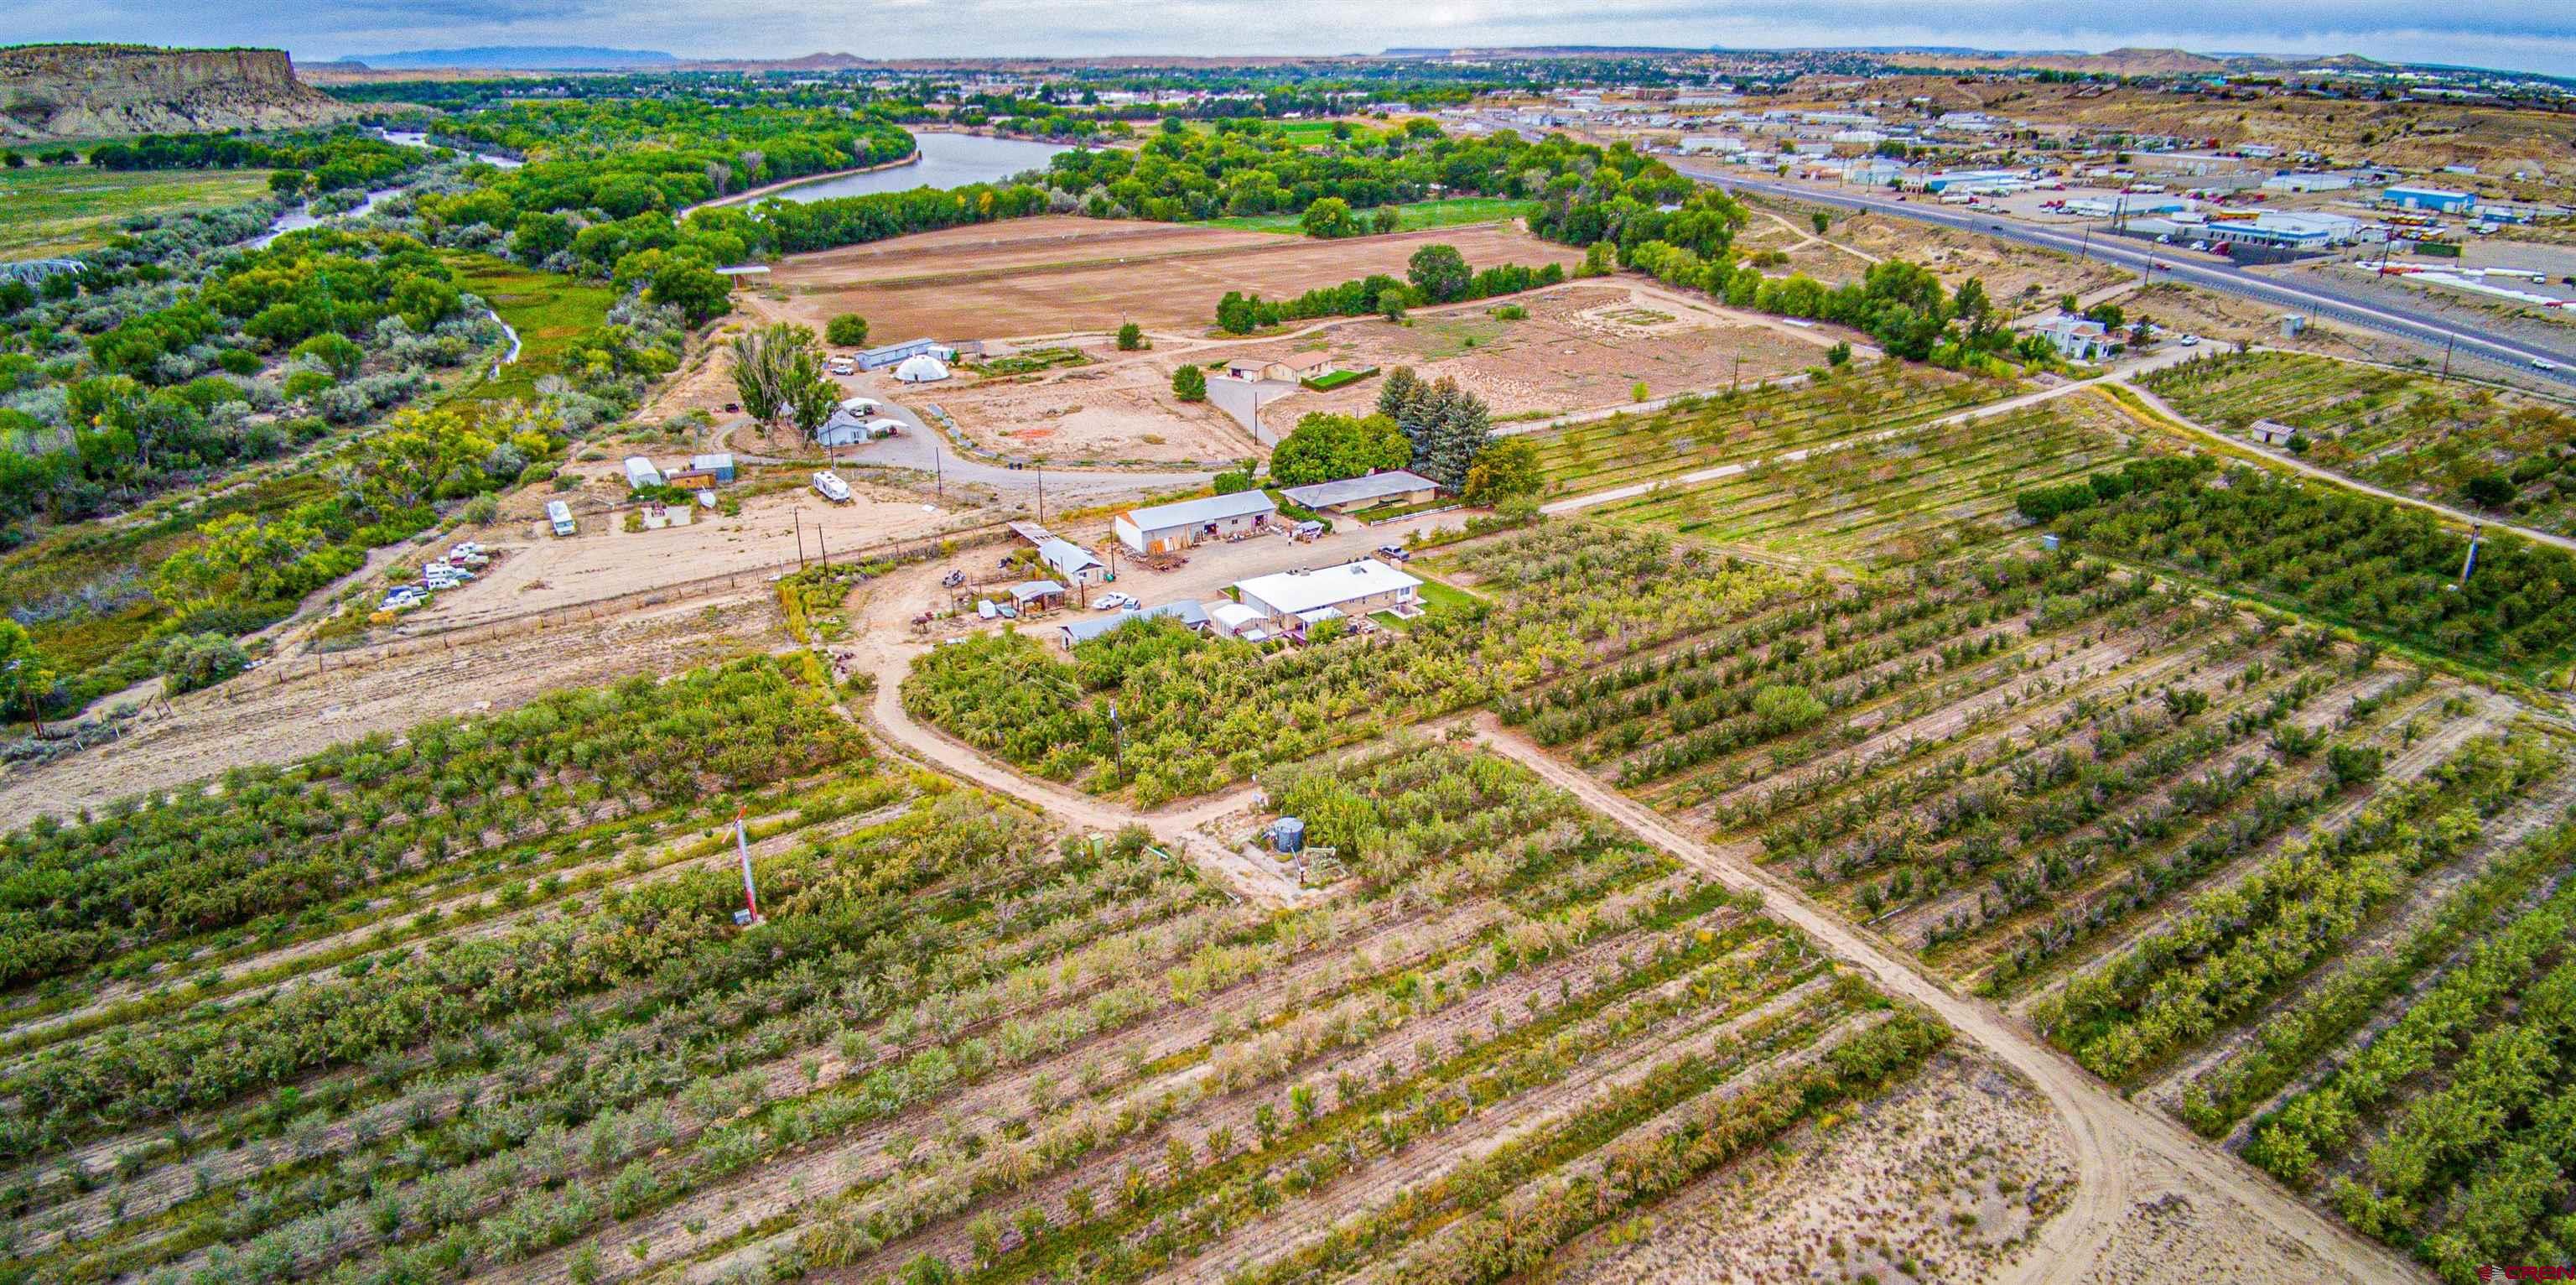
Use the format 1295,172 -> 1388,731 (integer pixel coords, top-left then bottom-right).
1527,361 -> 2014,498
2142,350 -> 2576,535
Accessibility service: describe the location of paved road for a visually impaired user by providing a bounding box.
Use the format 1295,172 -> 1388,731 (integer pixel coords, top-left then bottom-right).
1686,169 -> 2576,390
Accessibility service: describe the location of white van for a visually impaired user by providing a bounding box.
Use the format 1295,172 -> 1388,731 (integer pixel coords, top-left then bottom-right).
547,500 -> 576,537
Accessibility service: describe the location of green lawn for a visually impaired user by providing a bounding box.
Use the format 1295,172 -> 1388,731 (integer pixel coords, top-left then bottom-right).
1374,572 -> 1478,631
1201,197 -> 1539,236
0,165 -> 273,261
437,252 -> 615,403
1182,119 -> 1385,147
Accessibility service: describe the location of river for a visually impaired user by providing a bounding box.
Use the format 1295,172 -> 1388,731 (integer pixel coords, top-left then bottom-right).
754,133 -> 1073,203
249,130 -> 523,247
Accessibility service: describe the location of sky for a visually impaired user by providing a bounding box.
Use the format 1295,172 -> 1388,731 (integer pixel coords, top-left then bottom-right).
16,0 -> 2575,78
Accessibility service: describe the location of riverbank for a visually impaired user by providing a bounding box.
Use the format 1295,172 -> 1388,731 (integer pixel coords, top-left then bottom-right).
683,152 -> 922,215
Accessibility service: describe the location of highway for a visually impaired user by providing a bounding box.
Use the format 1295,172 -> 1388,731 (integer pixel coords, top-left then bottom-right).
1680,167 -> 2576,392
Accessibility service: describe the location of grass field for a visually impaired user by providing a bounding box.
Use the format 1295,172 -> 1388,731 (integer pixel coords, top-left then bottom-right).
0,165 -> 273,261
1201,196 -> 1540,236
436,252 -> 615,403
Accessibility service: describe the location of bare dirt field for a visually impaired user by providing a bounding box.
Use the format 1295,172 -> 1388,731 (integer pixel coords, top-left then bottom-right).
839,340 -> 1258,466
399,476 -> 981,631
0,592 -> 778,822
1219,282 -> 1844,423
1549,1047 -> 2076,1284
742,216 -> 1587,340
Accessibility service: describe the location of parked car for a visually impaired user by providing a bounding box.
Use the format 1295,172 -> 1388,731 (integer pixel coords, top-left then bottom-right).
1375,544 -> 1412,562
2179,334 -> 2200,346
1093,592 -> 1138,611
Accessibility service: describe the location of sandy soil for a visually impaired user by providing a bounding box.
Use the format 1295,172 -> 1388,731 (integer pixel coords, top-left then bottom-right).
744,216 -> 1587,339
881,339 -> 1259,466
0,593 -> 779,822
395,476 -> 978,630
1238,282 -> 1838,422
1550,1047 -> 2076,1284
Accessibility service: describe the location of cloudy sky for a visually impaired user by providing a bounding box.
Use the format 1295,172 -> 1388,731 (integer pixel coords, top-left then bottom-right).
23,0 -> 2576,77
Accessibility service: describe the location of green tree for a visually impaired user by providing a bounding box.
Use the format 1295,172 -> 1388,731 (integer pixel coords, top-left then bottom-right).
1371,205 -> 1400,234
1116,321 -> 1145,351
1577,241 -> 1617,278
291,333 -> 365,379
0,621 -> 54,726
789,366 -> 842,443
730,323 -> 822,428
157,632 -> 248,695
647,263 -> 734,325
1810,211 -> 1831,235
510,211 -> 574,262
1301,197 -> 1358,239
1270,412 -> 1410,486
1171,363 -> 1208,403
1406,243 -> 1472,304
825,314 -> 870,346
1462,437 -> 1541,504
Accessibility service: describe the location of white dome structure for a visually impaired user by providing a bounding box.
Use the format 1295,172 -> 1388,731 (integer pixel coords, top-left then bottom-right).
894,353 -> 950,383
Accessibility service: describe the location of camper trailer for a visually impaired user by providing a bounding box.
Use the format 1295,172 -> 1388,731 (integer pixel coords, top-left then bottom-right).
547,500 -> 576,537
812,471 -> 854,504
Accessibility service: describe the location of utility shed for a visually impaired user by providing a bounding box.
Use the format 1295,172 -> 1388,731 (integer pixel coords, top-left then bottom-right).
624,455 -> 665,489
1232,559 -> 1421,633
1037,538 -> 1106,584
2248,419 -> 2299,447
1059,600 -> 1208,648
1006,580 -> 1067,611
1280,469 -> 1440,514
1114,492 -> 1277,555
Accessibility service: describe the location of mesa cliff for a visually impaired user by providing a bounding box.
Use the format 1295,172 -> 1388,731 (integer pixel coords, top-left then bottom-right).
0,44 -> 359,141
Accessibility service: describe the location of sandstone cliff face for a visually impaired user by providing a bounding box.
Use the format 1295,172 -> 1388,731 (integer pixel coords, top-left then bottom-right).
0,44 -> 361,141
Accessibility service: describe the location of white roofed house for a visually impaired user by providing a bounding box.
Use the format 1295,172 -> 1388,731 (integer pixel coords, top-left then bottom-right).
1279,469 -> 1440,515
1231,559 -> 1424,640
1037,537 -> 1106,585
1114,491 -> 1278,556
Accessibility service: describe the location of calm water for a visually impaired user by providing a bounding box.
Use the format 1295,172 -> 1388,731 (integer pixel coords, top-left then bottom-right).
759,133 -> 1074,203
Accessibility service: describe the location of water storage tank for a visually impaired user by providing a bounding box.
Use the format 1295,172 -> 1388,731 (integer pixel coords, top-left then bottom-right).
1271,817 -> 1306,854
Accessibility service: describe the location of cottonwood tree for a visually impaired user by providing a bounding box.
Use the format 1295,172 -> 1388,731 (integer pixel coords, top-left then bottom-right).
731,323 -> 824,429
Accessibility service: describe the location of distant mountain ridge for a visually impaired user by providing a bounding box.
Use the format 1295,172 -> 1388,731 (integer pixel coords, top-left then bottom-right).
0,43 -> 356,141
349,46 -> 677,70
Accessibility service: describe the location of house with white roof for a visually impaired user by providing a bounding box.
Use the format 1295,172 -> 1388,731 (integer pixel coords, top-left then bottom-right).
1278,470 -> 1440,514
1231,559 -> 1423,639
1037,537 -> 1106,585
1114,492 -> 1277,556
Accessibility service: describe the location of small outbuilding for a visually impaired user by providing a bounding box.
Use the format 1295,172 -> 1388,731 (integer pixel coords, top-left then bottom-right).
894,353 -> 951,383
1059,600 -> 1208,648
1114,491 -> 1278,556
1037,537 -> 1107,585
623,455 -> 665,490
1006,580 -> 1068,611
1207,601 -> 1271,641
666,453 -> 735,486
2247,419 -> 2300,447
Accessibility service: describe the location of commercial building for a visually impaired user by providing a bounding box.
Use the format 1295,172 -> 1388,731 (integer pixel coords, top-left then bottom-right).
2262,172 -> 2355,193
1231,559 -> 1424,637
2382,185 -> 2476,215
1114,491 -> 1278,555
2199,211 -> 2365,250
1278,469 -> 1441,514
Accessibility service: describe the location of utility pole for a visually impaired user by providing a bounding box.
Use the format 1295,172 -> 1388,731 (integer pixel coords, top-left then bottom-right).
1036,467 -> 1046,523
932,440 -> 943,502
2440,333 -> 2454,382
818,525 -> 828,570
794,510 -> 806,567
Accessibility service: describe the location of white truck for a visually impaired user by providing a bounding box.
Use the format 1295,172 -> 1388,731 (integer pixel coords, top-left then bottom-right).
812,470 -> 854,503
547,500 -> 576,537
